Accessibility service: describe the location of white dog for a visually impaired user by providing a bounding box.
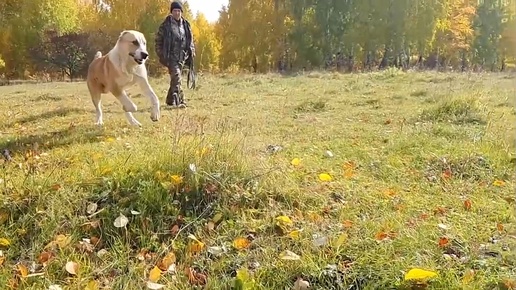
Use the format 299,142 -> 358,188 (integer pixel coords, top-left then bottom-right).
86,30 -> 160,126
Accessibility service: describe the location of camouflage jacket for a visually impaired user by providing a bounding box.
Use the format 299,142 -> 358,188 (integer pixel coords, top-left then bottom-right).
155,15 -> 195,66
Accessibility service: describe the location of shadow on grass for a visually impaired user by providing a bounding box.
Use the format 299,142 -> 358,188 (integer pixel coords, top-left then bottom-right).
12,107 -> 89,126
0,125 -> 103,155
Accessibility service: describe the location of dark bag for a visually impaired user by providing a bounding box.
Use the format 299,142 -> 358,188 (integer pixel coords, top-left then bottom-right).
182,18 -> 197,90
184,50 -> 196,89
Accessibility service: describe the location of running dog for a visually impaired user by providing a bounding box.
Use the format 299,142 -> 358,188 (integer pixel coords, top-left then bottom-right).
86,30 -> 160,126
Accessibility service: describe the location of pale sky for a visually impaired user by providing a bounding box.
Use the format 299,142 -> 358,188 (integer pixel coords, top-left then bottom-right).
186,0 -> 228,23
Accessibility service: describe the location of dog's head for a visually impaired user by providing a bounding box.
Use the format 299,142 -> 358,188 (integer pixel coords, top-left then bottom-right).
118,30 -> 149,65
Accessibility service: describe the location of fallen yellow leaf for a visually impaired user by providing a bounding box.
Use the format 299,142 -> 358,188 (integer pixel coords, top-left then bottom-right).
170,175 -> 183,185
291,158 -> 301,166
275,215 -> 293,225
85,280 -> 99,290
148,266 -> 162,283
342,220 -> 353,228
279,250 -> 301,260
318,173 -> 332,182
187,235 -> 205,255
493,180 -> 505,187
288,230 -> 302,239
157,252 -> 176,271
462,269 -> 475,285
18,264 -> 28,278
233,237 -> 251,250
343,168 -> 354,178
334,233 -> 347,248
404,268 -> 438,281
0,238 -> 10,247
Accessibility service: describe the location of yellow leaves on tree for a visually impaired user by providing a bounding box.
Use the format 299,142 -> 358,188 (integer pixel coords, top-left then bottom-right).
191,13 -> 221,72
435,0 -> 477,59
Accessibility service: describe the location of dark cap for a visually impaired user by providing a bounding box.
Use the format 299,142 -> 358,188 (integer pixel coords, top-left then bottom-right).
170,1 -> 183,12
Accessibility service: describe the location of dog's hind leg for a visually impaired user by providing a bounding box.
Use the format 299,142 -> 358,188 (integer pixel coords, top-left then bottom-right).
136,76 -> 160,122
116,90 -> 142,127
89,87 -> 104,126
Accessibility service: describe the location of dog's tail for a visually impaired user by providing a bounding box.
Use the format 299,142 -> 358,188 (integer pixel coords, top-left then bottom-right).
94,51 -> 102,59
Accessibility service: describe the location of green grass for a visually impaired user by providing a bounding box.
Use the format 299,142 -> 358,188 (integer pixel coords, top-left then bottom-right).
0,70 -> 515,289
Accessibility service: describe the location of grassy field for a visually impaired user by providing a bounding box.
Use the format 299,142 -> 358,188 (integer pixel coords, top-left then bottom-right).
0,70 -> 514,289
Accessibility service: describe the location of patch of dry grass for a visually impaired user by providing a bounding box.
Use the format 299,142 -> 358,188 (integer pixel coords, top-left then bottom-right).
0,70 -> 515,289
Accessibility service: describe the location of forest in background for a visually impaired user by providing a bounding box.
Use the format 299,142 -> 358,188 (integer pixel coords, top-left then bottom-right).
0,0 -> 515,80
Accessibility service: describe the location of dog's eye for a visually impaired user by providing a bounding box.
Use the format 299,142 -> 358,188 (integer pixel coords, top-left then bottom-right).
132,40 -> 139,46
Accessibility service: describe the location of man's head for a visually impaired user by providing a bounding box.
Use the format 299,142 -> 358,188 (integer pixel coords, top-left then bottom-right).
170,1 -> 183,20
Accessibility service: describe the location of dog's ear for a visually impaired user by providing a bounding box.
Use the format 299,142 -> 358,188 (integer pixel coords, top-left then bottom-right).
119,31 -> 129,39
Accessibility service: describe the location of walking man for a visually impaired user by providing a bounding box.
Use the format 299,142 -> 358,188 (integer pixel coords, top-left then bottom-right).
155,1 -> 195,108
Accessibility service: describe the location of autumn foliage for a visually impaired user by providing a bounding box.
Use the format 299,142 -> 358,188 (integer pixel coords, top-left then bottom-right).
0,0 -> 515,80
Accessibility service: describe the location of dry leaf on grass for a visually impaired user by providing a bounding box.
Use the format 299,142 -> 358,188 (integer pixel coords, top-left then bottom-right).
85,280 -> 99,290
233,237 -> 251,250
493,180 -> 505,187
333,233 -> 347,248
279,250 -> 301,260
462,269 -> 475,284
291,158 -> 301,166
234,268 -> 256,289
342,220 -> 353,228
375,231 -> 396,242
114,214 -> 129,228
293,277 -> 310,289
148,266 -> 162,283
17,264 -> 28,278
288,229 -> 302,239
187,234 -> 205,255
38,251 -> 55,266
146,281 -> 165,289
318,173 -> 332,182
276,215 -> 293,225
463,199 -> 472,211
65,261 -> 79,275
438,237 -> 449,248
0,238 -> 10,247
86,203 -> 98,215
157,252 -> 176,272
404,268 -> 438,281
44,234 -> 71,250
186,267 -> 207,286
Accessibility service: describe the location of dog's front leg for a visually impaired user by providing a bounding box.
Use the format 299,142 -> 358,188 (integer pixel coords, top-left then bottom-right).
136,77 -> 160,122
116,91 -> 142,127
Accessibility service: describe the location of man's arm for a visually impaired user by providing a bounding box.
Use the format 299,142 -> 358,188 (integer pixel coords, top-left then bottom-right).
184,19 -> 195,57
190,32 -> 195,58
154,21 -> 166,61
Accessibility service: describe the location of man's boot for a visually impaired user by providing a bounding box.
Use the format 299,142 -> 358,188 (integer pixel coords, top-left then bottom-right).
166,89 -> 176,106
178,91 -> 187,108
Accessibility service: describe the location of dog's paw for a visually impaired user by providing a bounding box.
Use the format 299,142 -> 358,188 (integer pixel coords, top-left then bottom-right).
128,119 -> 142,127
150,109 -> 160,122
95,120 -> 104,126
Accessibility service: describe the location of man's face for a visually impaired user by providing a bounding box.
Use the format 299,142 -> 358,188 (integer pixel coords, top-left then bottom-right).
172,8 -> 182,20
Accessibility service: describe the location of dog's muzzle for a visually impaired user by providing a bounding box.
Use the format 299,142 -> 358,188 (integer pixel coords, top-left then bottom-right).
128,52 -> 148,65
